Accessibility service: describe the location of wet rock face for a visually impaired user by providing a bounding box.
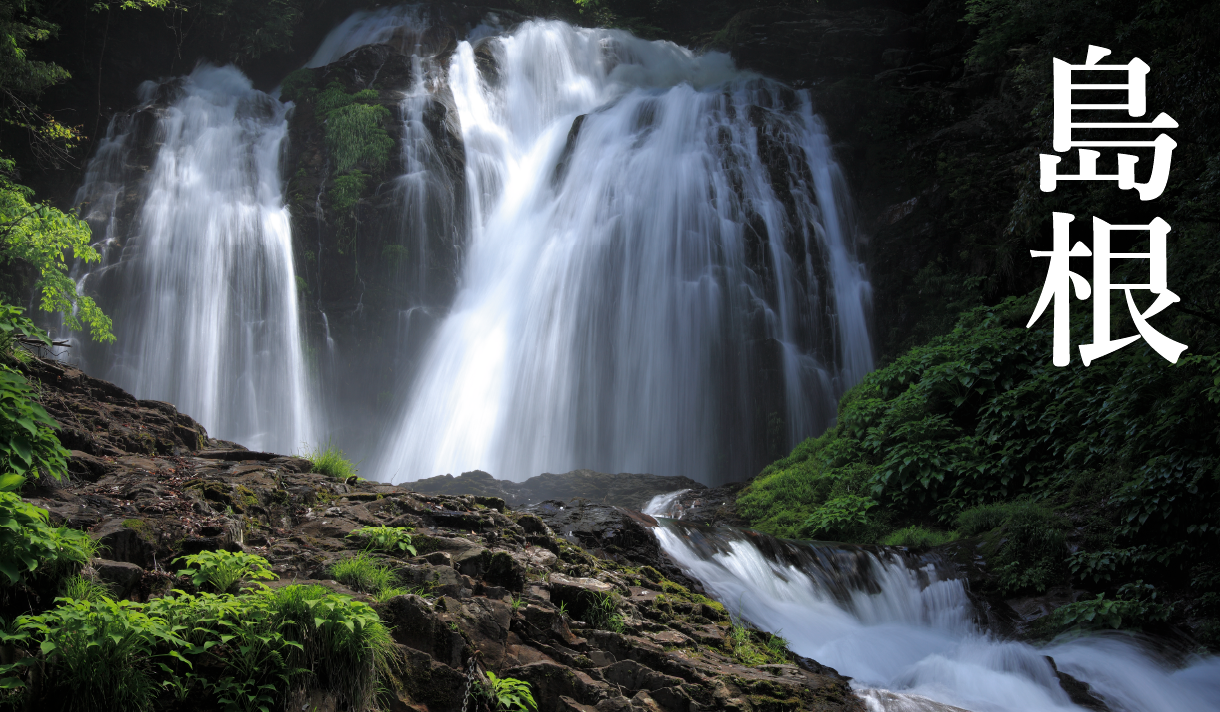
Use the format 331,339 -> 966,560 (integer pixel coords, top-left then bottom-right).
19,359 -> 865,712
661,484 -> 748,528
281,20 -> 470,462
703,0 -> 1033,362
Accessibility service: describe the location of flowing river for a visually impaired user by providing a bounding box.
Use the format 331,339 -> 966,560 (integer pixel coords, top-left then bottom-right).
645,492 -> 1220,712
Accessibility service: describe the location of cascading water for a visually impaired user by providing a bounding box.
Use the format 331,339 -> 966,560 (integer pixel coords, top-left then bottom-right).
644,492 -> 1220,712
303,5 -> 428,69
67,9 -> 453,453
71,66 -> 313,452
372,21 -> 873,485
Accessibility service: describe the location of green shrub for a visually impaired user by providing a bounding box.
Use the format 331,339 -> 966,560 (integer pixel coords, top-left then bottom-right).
347,526 -> 416,556
0,310 -> 72,489
269,584 -> 396,708
329,553 -> 396,594
300,440 -> 359,480
955,502 -> 1018,536
1037,582 -> 1172,636
481,672 -> 537,712
3,584 -> 397,711
14,597 -> 185,711
279,68 -> 315,102
882,526 -> 958,548
802,494 -> 878,541
329,170 -> 368,214
0,492 -> 97,588
315,82 -> 353,116
312,82 -> 392,176
174,550 -> 277,593
989,502 -> 1067,595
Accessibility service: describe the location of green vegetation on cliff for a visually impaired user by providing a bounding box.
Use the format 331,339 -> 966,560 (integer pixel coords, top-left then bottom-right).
741,292 -> 1219,640
737,0 -> 1220,647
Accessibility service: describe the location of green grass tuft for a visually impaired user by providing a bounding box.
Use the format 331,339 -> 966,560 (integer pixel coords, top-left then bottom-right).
329,553 -> 397,594
299,440 -> 359,480
324,102 -> 393,174
347,526 -> 416,556
724,617 -> 790,666
58,574 -> 113,602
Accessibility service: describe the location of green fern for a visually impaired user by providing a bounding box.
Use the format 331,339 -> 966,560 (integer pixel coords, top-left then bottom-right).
482,672 -> 537,712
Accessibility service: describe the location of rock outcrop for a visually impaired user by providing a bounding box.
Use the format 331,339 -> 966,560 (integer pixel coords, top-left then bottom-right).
18,357 -> 865,712
405,469 -> 706,511
657,484 -> 749,528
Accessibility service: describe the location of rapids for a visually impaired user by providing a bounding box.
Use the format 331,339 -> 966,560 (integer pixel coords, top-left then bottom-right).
644,491 -> 1220,712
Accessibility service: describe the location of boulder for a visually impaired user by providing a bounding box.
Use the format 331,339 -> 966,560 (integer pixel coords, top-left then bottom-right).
378,594 -> 465,668
92,558 -> 145,599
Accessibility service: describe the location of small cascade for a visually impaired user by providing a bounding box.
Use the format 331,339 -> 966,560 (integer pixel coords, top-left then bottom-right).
392,12 -> 462,296
372,20 -> 874,485
303,6 -> 429,69
643,493 -> 1220,712
71,66 -> 313,452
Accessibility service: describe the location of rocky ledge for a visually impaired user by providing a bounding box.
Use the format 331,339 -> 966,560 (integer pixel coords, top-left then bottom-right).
406,469 -> 706,511
16,356 -> 864,712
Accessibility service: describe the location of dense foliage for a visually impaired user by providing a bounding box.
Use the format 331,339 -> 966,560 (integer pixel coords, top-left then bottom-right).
1,583 -> 396,711
873,0 -> 1220,358
0,306 -> 72,488
740,293 -> 1220,640
174,550 -> 278,594
0,492 -> 96,589
0,168 -> 112,342
0,0 -> 115,341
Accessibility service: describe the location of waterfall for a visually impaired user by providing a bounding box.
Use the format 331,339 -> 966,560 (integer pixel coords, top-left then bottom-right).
70,10 -> 872,480
372,20 -> 873,485
72,66 -> 313,452
67,9 -> 459,453
303,5 -> 426,69
643,493 -> 1220,712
